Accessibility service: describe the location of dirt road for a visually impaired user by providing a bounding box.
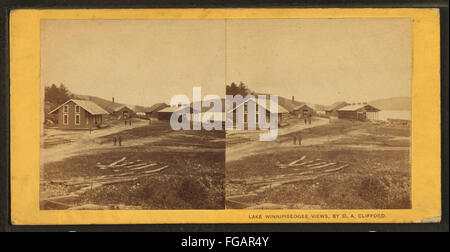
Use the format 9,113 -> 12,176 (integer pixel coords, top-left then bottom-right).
226,117 -> 329,162
41,119 -> 152,164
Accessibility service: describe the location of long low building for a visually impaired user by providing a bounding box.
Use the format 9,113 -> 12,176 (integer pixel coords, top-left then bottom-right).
337,104 -> 380,120
325,101 -> 349,116
145,103 -> 169,119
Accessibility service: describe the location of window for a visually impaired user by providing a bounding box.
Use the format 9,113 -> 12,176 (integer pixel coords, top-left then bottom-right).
63,114 -> 68,125
75,114 -> 80,125
63,105 -> 69,125
74,105 -> 80,125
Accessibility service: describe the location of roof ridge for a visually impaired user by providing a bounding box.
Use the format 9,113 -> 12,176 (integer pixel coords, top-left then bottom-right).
49,98 -> 109,115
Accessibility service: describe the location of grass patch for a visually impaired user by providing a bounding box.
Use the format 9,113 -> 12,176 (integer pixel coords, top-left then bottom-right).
79,173 -> 225,209
227,134 -> 411,209
42,125 -> 225,209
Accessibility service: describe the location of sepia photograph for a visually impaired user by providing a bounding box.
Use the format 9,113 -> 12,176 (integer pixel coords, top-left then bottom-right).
39,20 -> 227,210
38,18 -> 413,211
6,6 -> 443,228
224,19 -> 412,210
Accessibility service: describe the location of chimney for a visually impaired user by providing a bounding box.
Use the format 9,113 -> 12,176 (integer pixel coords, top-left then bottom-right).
292,96 -> 295,104
112,97 -> 114,103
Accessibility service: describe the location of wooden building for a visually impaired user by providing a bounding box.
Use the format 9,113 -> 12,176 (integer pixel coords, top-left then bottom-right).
228,97 -> 289,128
292,104 -> 315,118
145,103 -> 169,119
48,99 -> 109,129
325,101 -> 349,116
337,104 -> 380,121
157,105 -> 199,121
112,105 -> 135,119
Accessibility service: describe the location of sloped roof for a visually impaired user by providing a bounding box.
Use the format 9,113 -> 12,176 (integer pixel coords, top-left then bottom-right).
325,101 -> 350,111
158,105 -> 201,113
293,104 -> 314,111
228,97 -> 289,114
325,101 -> 349,111
49,99 -> 109,115
337,104 -> 380,112
113,105 -> 134,112
74,95 -> 122,113
191,98 -> 226,113
251,92 -> 299,113
145,103 -> 170,113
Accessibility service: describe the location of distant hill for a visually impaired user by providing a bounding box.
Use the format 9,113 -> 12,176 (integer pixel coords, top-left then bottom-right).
368,97 -> 411,111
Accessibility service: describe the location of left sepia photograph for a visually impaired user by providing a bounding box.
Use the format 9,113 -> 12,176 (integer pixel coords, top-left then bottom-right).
39,20 -> 227,210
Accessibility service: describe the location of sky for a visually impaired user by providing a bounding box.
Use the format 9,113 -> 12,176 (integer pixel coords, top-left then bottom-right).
41,19 -> 226,106
227,18 -> 411,105
41,18 -> 411,107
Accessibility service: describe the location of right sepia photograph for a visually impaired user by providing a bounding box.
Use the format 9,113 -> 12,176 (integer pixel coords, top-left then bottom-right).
225,18 -> 412,210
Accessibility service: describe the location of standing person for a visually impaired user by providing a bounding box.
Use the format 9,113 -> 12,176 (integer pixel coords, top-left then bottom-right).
308,114 -> 312,124
293,135 -> 297,145
118,136 -> 122,146
304,115 -> 307,125
129,120 -> 132,126
297,133 -> 302,145
113,136 -> 117,146
124,120 -> 127,126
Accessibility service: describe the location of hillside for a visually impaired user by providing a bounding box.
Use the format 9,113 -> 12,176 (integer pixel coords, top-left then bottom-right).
369,97 -> 411,111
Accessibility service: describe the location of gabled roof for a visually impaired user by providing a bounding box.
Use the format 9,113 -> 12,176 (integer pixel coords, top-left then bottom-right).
158,105 -> 200,113
113,105 -> 134,112
250,92 -> 297,113
337,104 -> 380,112
325,101 -> 349,111
191,98 -> 226,113
145,103 -> 170,113
293,104 -> 314,111
49,99 -> 109,115
73,95 -> 123,113
227,97 -> 289,114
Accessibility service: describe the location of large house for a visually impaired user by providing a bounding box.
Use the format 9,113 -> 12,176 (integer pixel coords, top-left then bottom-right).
49,99 -> 109,129
228,96 -> 289,128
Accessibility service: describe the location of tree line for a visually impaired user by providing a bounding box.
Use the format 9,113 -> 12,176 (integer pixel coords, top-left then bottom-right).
226,82 -> 250,96
44,83 -> 73,124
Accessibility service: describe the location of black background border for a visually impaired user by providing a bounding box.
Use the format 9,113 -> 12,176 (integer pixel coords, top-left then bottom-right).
0,0 -> 448,233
